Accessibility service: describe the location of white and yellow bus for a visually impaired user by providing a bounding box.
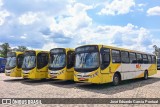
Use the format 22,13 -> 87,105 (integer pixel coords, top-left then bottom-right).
74,45 -> 157,85
48,48 -> 75,80
5,52 -> 24,77
22,50 -> 49,80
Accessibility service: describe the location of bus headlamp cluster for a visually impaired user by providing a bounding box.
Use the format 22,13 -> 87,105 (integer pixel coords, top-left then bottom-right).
57,70 -> 64,75
75,72 -> 98,78
23,70 -> 30,74
5,70 -> 11,73
49,70 -> 64,76
90,72 -> 98,78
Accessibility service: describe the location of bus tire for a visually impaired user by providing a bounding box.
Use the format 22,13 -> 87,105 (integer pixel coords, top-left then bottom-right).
113,73 -> 120,86
144,71 -> 148,80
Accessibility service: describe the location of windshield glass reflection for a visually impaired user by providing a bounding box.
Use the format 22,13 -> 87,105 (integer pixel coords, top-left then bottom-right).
75,52 -> 99,69
49,54 -> 66,68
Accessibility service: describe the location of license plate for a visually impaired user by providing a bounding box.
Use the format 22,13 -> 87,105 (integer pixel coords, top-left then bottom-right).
23,75 -> 28,78
51,75 -> 57,78
6,74 -> 10,76
78,78 -> 87,81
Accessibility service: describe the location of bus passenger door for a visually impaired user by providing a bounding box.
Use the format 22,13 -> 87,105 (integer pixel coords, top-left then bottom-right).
37,53 -> 49,78
100,48 -> 111,74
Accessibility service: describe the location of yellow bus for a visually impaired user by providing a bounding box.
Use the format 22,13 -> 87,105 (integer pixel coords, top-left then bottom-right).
48,48 -> 75,80
74,45 -> 157,85
5,52 -> 24,77
22,50 -> 49,80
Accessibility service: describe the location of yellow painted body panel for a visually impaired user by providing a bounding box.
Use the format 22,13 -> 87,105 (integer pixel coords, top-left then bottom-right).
136,64 -> 157,78
48,67 -> 74,80
22,67 -> 48,79
10,67 -> 22,77
48,48 -> 74,80
5,52 -> 23,77
22,50 -> 49,80
74,45 -> 157,84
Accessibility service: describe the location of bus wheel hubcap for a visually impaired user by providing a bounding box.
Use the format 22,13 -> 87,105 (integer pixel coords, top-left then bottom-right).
114,77 -> 118,84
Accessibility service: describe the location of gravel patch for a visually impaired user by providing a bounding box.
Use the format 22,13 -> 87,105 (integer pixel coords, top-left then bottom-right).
0,71 -> 160,107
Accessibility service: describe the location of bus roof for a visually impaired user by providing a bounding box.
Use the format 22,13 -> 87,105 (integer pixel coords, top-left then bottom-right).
25,50 -> 49,53
76,44 -> 155,56
50,48 -> 74,51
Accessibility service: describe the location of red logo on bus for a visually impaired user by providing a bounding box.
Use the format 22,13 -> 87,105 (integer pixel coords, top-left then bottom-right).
136,64 -> 141,69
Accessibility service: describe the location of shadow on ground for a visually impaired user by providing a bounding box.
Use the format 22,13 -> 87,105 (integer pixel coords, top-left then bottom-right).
75,77 -> 160,95
3,75 -> 160,95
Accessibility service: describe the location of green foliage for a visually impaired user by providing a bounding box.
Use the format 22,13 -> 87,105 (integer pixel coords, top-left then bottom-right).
0,43 -> 28,58
0,43 -> 11,58
153,45 -> 160,58
16,46 -> 28,52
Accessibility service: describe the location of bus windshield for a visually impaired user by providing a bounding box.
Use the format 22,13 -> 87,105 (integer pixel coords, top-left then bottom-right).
22,55 -> 36,69
75,52 -> 99,69
157,59 -> 160,64
5,57 -> 16,69
49,54 -> 66,68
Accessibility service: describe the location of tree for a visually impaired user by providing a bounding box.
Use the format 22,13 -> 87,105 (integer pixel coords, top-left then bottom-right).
153,45 -> 160,58
16,46 -> 28,52
0,43 -> 11,58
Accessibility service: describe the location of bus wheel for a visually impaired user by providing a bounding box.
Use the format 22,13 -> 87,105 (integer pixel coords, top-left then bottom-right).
144,71 -> 148,80
113,73 -> 120,86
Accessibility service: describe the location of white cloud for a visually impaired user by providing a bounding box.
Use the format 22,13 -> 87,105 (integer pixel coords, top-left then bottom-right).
42,42 -> 58,51
138,3 -> 146,7
50,3 -> 93,36
0,0 -> 3,7
147,6 -> 160,16
98,0 -> 135,15
0,10 -> 10,25
0,0 -> 159,53
20,36 -> 26,39
18,12 -> 40,25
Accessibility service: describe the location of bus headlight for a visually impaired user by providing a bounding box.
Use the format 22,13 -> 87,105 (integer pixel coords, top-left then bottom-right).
90,72 -> 98,78
58,70 -> 64,75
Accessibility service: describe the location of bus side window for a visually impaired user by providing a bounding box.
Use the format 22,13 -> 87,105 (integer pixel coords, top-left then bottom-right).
67,51 -> 75,69
137,54 -> 143,64
17,54 -> 24,68
148,55 -> 152,64
142,54 -> 148,64
112,50 -> 121,63
121,51 -> 129,63
100,48 -> 110,70
129,52 -> 137,63
37,53 -> 49,69
151,55 -> 156,64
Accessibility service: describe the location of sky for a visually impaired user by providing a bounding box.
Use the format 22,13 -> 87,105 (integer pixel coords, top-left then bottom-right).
0,0 -> 160,53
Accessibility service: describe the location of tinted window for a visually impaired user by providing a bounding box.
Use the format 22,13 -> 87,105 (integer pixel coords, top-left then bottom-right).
67,51 -> 75,69
100,48 -> 110,70
121,51 -> 129,63
129,52 -> 137,63
112,50 -> 121,63
137,54 -> 143,64
37,53 -> 49,69
17,54 -> 24,68
152,55 -> 156,64
142,54 -> 148,64
148,55 -> 152,64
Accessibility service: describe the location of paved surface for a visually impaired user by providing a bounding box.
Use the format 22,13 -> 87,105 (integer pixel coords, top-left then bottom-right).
0,71 -> 160,107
